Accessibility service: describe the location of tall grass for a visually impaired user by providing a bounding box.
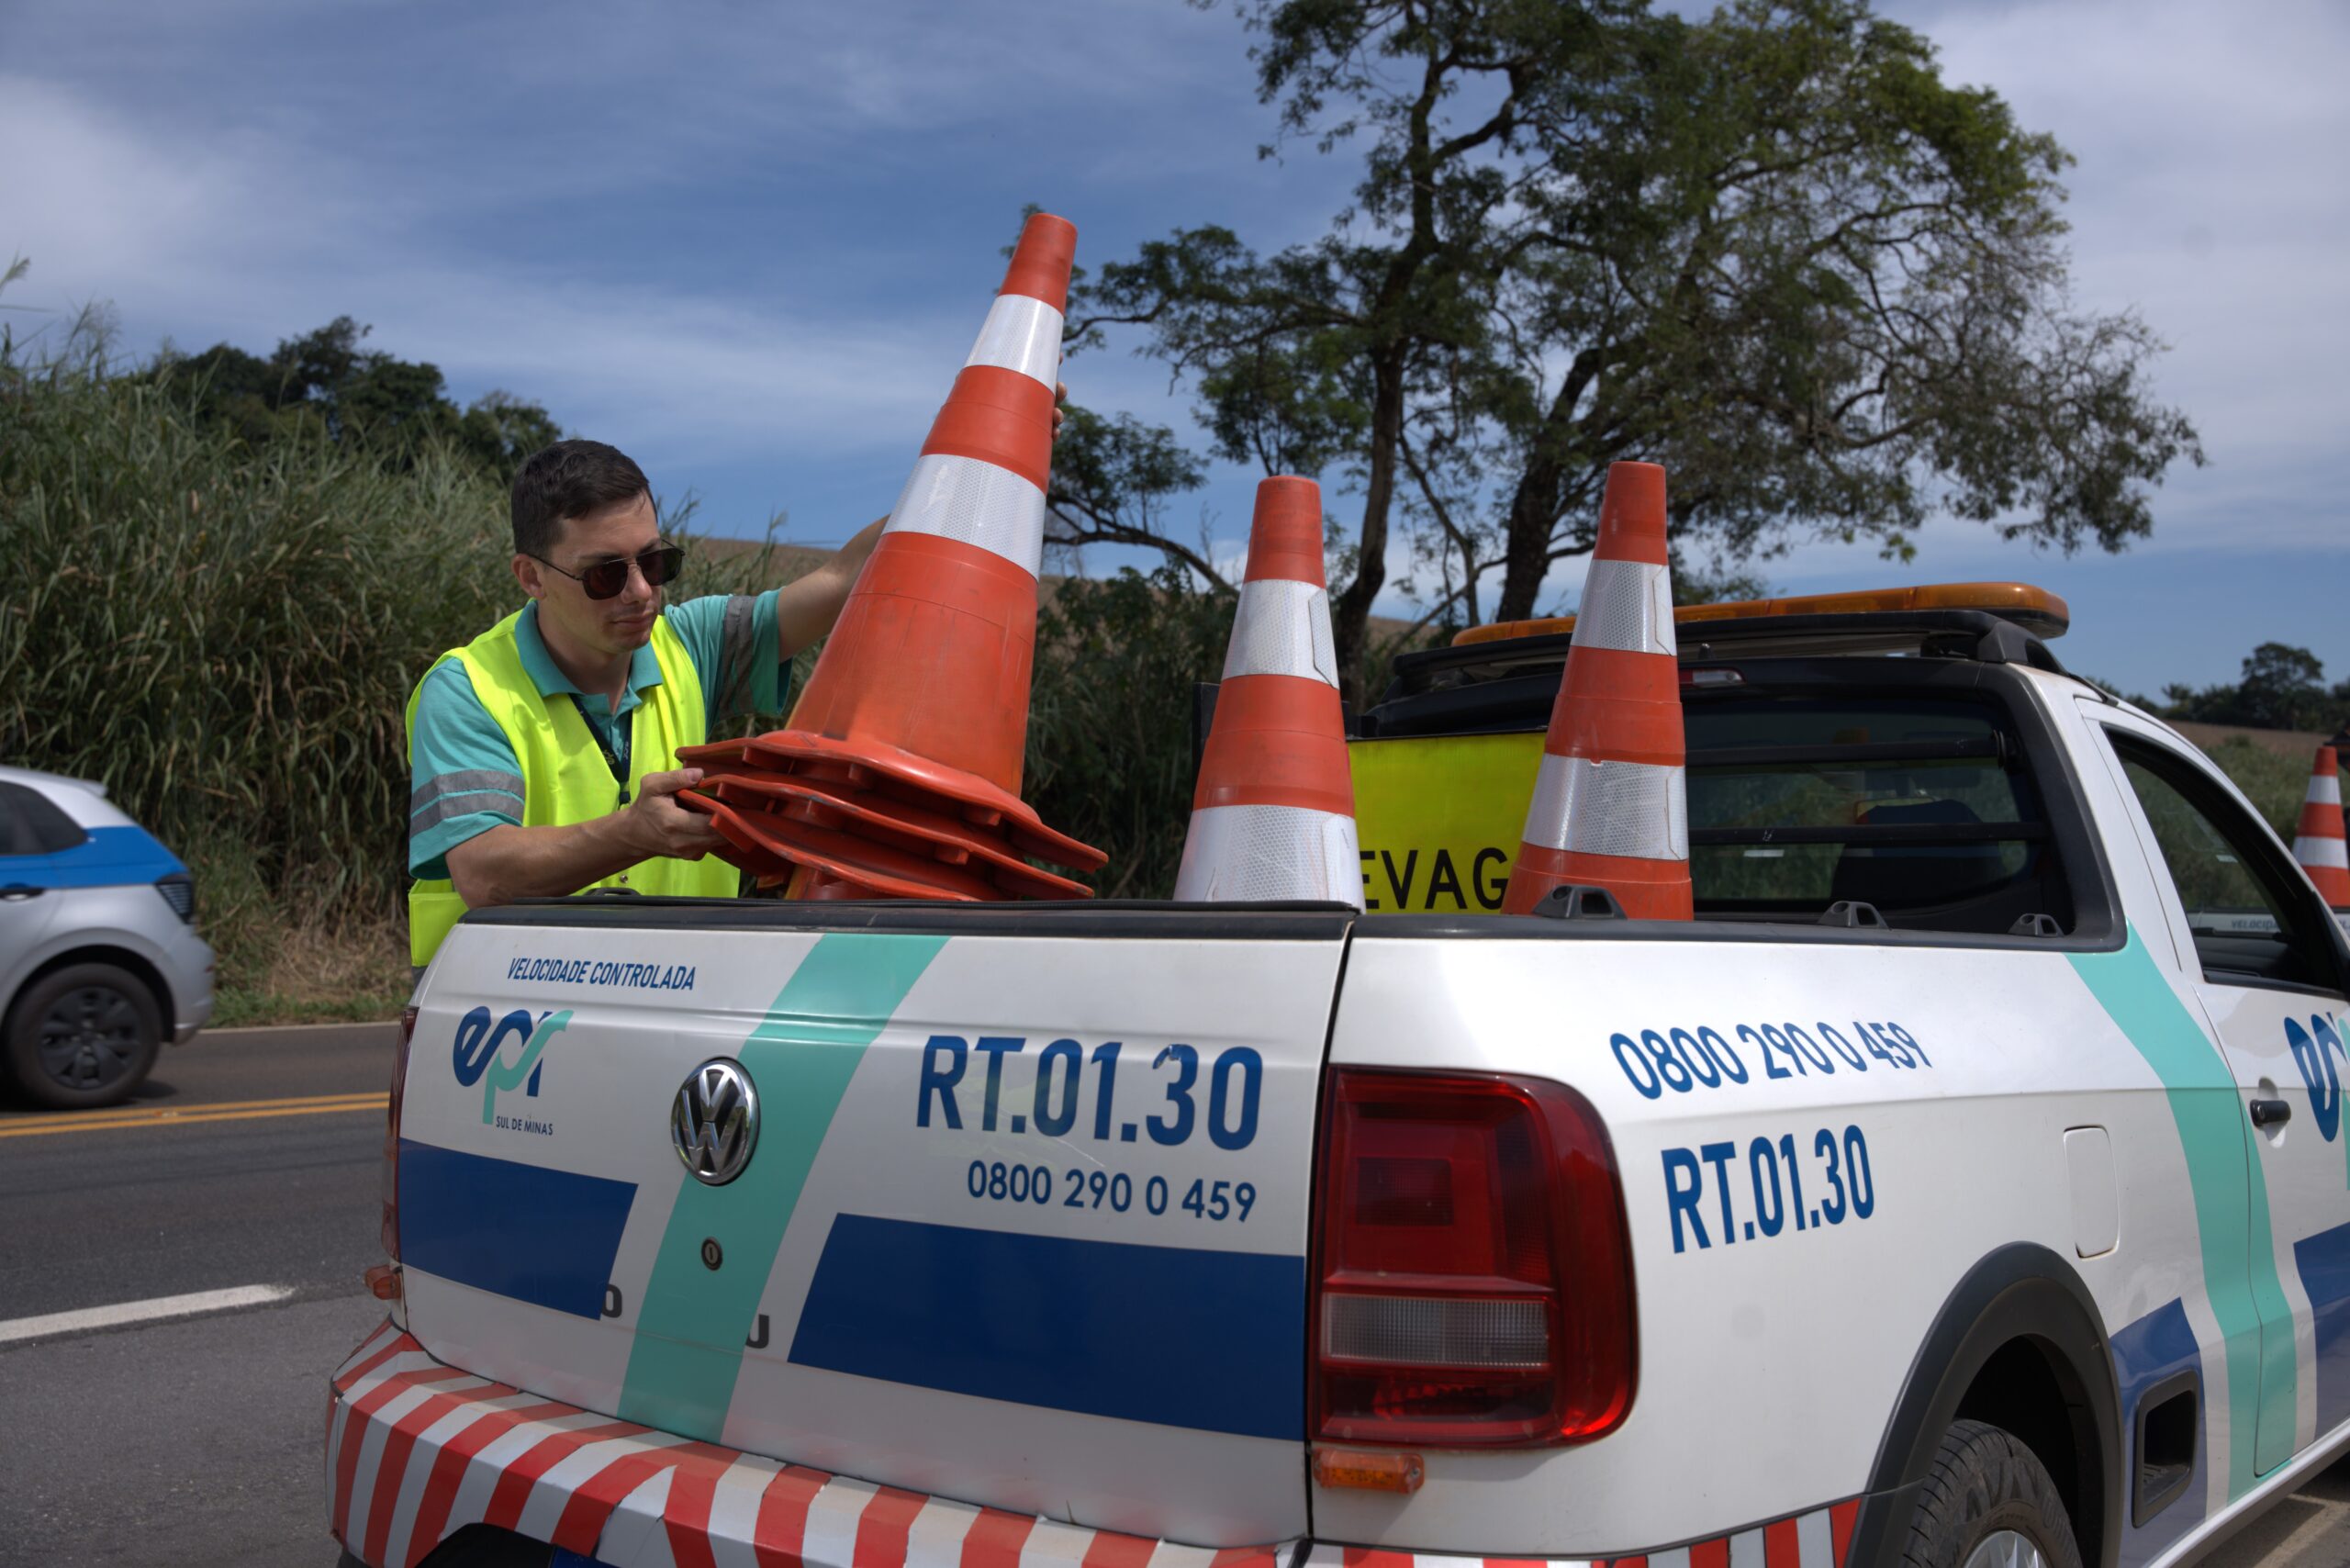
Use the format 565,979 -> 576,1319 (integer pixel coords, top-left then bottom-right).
1024,566 -> 1435,899
2201,736 -> 2313,847
0,353 -> 783,1005
1025,567 -> 1236,899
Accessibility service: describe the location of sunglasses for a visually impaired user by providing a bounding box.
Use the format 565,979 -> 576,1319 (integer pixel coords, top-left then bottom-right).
532,543 -> 685,600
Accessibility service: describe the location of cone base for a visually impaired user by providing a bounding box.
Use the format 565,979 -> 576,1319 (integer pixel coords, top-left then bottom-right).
677,727 -> 1102,904
681,790 -> 981,902
1504,843 -> 1693,920
709,775 -> 1086,900
683,732 -> 1105,872
788,865 -> 891,901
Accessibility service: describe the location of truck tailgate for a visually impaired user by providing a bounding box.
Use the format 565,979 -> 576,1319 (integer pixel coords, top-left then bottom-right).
394,903 -> 1352,1545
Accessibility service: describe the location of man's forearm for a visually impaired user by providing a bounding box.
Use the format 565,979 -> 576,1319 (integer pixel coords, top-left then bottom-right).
446,815 -> 643,908
776,516 -> 888,658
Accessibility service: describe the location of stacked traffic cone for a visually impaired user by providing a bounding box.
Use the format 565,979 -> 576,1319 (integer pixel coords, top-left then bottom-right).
1174,476 -> 1361,905
1503,461 -> 1692,919
2293,745 -> 2350,913
677,214 -> 1105,901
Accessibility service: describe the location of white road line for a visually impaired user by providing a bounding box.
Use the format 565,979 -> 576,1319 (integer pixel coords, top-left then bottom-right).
0,1283 -> 296,1345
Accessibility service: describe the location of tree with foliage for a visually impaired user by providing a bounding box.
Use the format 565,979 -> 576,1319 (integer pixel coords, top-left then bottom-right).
152,315 -> 562,478
2161,644 -> 2350,734
1047,0 -> 2201,701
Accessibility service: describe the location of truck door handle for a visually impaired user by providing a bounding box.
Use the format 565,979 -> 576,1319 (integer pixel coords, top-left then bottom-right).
0,883 -> 44,901
2249,1099 -> 2292,1128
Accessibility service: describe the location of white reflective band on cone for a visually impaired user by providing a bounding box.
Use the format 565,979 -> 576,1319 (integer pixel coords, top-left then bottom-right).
965,294 -> 1065,390
2296,835 -> 2350,870
1522,751 -> 1689,860
1222,579 -> 1338,686
1573,559 -> 1677,656
2308,775 -> 2343,807
882,453 -> 1047,576
1175,804 -> 1363,905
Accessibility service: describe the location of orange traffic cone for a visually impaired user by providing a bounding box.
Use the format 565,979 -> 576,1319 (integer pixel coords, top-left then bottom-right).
1174,476 -> 1360,904
1503,461 -> 1691,919
2294,745 -> 2350,912
677,213 -> 1106,900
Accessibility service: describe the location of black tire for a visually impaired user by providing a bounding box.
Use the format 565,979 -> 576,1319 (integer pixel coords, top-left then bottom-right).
417,1525 -> 556,1566
3,961 -> 163,1109
1901,1418 -> 2085,1568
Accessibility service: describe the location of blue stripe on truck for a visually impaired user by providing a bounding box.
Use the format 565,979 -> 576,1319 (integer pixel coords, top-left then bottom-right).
2298,1219 -> 2350,1435
2109,1297 -> 2207,1568
397,1139 -> 636,1318
789,1214 -> 1305,1441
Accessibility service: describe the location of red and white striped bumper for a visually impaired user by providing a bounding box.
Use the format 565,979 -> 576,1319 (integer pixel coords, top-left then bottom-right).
326,1321 -> 1296,1568
329,1321 -> 1858,1568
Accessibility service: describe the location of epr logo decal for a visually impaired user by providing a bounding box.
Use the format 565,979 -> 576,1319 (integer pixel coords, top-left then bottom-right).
452,1005 -> 574,1126
2285,1013 -> 2347,1144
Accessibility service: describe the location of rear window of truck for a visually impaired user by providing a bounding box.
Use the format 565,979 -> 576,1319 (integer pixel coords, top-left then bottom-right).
1351,653 -> 2088,938
1685,694 -> 2059,930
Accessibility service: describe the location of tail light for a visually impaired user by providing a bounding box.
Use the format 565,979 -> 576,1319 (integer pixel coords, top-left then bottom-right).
381,1004 -> 418,1265
1313,1068 -> 1636,1447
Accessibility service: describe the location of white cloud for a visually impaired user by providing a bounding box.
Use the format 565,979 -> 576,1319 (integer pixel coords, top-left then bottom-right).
1898,0 -> 2350,471
3,0 -> 2342,690
0,67 -> 1021,464
0,0 -> 1286,473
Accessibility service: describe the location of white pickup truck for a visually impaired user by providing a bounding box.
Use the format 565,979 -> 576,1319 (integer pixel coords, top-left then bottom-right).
331,591 -> 2350,1568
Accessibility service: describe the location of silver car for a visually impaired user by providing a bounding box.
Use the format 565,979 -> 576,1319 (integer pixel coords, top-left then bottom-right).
0,765 -> 215,1107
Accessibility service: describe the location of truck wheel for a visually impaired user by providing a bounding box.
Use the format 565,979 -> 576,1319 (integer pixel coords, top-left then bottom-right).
3,962 -> 162,1109
416,1525 -> 556,1564
1901,1418 -> 2084,1568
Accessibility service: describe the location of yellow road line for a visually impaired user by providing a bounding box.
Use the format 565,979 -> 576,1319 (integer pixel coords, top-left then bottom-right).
1,1089 -> 388,1131
0,1095 -> 386,1140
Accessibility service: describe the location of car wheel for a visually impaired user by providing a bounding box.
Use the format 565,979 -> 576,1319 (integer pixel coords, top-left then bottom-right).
4,962 -> 163,1109
1900,1417 -> 2084,1568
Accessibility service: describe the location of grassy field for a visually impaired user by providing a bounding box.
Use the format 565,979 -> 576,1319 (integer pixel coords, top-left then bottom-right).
2202,735 -> 2319,846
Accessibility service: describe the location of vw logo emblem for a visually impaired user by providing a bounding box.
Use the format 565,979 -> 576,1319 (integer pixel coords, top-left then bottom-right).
672,1058 -> 758,1186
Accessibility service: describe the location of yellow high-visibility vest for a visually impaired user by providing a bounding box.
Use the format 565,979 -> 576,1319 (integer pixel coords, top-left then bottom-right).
405,610 -> 739,965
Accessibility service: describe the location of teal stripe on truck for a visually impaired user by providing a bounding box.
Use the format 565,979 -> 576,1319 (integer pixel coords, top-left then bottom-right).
619,932 -> 949,1440
2068,925 -> 2298,1495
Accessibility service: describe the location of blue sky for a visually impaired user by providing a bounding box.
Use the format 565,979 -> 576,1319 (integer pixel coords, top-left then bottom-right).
4,0 -> 2344,699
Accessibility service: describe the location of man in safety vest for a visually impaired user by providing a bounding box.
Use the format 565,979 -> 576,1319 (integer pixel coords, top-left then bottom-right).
405,438 -> 886,967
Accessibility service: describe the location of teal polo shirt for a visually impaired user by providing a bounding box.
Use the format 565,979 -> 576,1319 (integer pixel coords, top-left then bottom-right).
408,592 -> 790,879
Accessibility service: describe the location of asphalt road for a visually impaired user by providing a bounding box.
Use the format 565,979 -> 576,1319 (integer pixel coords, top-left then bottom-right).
0,1021 -> 2343,1568
0,1021 -> 394,1566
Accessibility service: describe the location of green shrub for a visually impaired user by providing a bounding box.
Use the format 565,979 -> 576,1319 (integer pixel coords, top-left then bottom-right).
0,355 -> 780,1002
1025,567 -> 1236,898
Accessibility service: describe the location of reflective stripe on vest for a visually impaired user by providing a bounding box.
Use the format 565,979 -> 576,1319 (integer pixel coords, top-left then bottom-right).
404,610 -> 739,966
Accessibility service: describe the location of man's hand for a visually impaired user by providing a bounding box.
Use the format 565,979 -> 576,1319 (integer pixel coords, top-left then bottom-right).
445,771 -> 724,907
620,768 -> 727,860
1052,381 -> 1067,442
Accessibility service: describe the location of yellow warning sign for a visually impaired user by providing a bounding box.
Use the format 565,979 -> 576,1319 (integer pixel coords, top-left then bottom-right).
1347,731 -> 1545,914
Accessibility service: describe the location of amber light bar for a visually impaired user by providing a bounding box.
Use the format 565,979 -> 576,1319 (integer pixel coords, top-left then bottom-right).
1452,581 -> 2071,649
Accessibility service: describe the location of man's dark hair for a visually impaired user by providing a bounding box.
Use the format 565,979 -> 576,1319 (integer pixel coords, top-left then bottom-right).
510,440 -> 651,557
